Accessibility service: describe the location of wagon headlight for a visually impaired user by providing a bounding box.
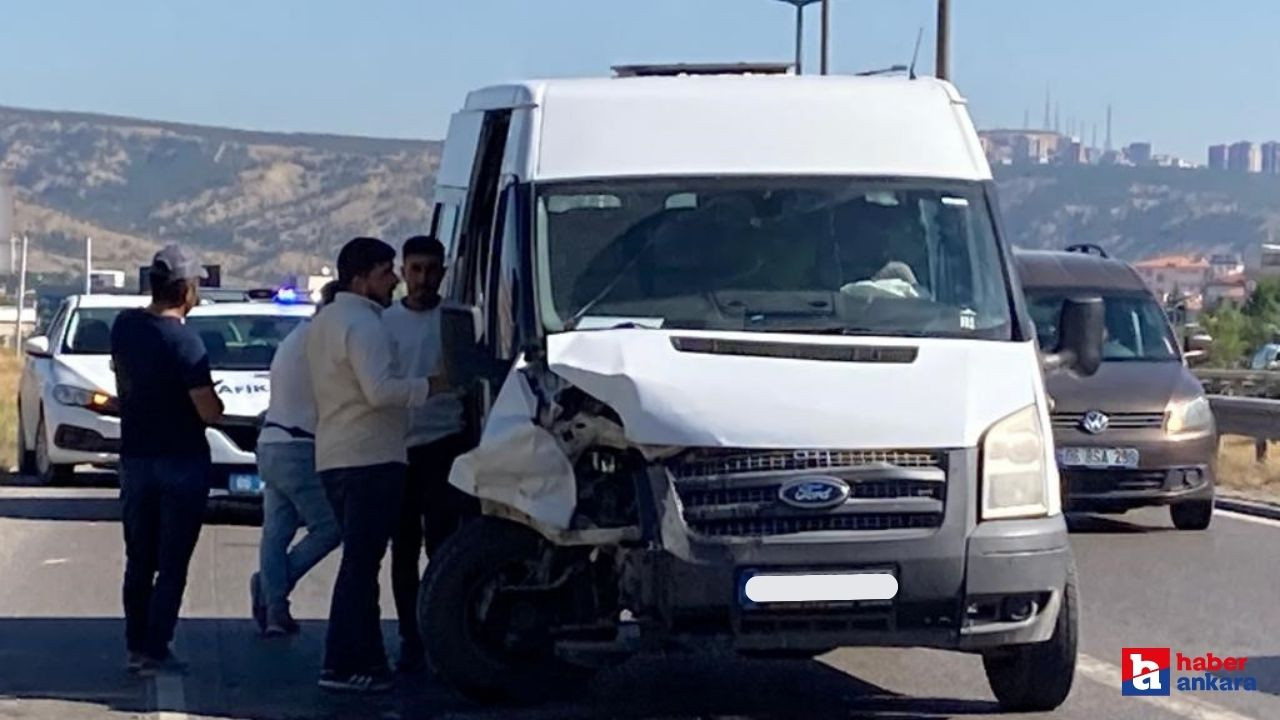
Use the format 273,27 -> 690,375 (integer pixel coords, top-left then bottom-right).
1165,396 -> 1213,436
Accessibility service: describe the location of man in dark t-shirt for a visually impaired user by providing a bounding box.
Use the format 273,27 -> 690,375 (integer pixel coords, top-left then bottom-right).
110,244 -> 224,675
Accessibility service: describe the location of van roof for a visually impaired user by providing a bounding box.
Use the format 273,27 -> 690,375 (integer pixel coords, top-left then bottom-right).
462,75 -> 990,182
1013,249 -> 1149,292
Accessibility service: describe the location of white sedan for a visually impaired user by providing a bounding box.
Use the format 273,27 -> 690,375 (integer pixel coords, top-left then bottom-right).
17,294 -> 314,496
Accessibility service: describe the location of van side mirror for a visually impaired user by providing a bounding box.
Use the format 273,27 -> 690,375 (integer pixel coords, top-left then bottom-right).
24,336 -> 50,358
1042,297 -> 1104,377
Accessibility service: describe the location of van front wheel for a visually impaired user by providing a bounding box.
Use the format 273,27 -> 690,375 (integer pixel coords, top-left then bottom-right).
418,517 -> 596,704
981,560 -> 1078,712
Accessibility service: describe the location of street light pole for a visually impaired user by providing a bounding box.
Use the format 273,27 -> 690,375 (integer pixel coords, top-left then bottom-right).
936,0 -> 951,81
775,0 -> 821,75
820,0 -> 831,75
794,3 -> 804,74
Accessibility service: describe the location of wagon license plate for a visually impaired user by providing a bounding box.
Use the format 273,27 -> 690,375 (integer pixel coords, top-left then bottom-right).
1057,447 -> 1139,469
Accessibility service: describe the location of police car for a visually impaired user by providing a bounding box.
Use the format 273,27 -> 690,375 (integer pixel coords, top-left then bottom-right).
17,290 -> 313,497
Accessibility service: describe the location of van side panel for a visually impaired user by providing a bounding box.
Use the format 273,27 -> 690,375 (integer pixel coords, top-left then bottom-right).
438,111 -> 485,190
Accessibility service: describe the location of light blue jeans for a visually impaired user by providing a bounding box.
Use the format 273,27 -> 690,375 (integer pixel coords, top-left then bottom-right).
257,441 -> 340,613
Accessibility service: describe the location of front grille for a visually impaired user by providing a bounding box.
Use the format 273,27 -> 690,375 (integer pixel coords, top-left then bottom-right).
671,449 -> 941,479
670,448 -> 946,539
1064,470 -> 1167,493
691,512 -> 942,538
215,424 -> 260,453
680,480 -> 943,509
1051,412 -> 1164,430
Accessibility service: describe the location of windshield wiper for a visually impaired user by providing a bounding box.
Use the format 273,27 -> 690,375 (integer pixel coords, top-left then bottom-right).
565,233 -> 665,330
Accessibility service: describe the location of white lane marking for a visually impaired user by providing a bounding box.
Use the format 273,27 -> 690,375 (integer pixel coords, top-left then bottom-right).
40,558 -> 68,565
1077,653 -> 1258,720
1214,509 -> 1280,529
151,635 -> 189,720
154,672 -> 188,720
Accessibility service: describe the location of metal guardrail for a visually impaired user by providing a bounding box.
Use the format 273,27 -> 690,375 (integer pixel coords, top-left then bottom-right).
1196,369 -> 1280,398
1209,395 -> 1280,441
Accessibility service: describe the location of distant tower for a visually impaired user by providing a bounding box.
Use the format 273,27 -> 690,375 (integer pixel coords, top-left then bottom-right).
1054,103 -> 1061,134
1023,108 -> 1030,129
1043,86 -> 1051,130
1105,104 -> 1113,153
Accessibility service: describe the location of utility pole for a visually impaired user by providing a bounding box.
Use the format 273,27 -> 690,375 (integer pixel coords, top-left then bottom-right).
84,236 -> 93,294
936,0 -> 951,81
14,235 -> 27,356
820,0 -> 831,75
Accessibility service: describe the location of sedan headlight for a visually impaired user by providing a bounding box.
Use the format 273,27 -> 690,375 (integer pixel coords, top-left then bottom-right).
1165,395 -> 1213,436
981,405 -> 1049,521
52,384 -> 119,415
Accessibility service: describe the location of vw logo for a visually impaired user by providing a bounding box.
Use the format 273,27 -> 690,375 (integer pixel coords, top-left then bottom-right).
778,477 -> 851,510
1081,410 -> 1110,434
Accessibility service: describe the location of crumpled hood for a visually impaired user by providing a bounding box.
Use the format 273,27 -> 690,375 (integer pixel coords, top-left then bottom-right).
546,329 -> 1044,450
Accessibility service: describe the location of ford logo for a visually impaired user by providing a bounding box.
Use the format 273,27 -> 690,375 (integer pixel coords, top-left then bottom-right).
778,477 -> 851,510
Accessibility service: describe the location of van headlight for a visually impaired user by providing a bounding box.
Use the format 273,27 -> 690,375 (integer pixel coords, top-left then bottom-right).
1165,396 -> 1213,436
981,405 -> 1049,520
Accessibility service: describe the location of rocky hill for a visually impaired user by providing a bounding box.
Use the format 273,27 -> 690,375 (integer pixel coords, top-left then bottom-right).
4,102 -> 1280,286
994,164 -> 1280,263
0,105 -> 440,284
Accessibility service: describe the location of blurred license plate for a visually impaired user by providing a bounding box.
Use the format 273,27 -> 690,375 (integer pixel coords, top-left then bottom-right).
229,473 -> 262,494
740,570 -> 898,606
1057,447 -> 1139,469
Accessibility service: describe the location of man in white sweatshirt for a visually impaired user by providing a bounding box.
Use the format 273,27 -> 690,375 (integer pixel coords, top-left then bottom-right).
250,281 -> 340,638
383,235 -> 474,674
306,237 -> 430,694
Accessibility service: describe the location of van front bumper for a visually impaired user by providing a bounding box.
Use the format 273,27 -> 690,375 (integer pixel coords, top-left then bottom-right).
632,454 -> 1069,653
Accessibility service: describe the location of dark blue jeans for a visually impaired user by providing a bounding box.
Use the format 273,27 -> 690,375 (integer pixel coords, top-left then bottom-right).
321,463 -> 405,676
120,456 -> 210,658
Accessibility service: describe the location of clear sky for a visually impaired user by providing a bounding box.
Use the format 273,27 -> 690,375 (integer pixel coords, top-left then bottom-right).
0,0 -> 1274,161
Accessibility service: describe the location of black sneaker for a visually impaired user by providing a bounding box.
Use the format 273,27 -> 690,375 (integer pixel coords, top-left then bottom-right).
126,652 -> 147,674
264,606 -> 300,638
138,653 -> 189,677
396,650 -> 426,675
250,573 -> 267,635
317,670 -> 393,694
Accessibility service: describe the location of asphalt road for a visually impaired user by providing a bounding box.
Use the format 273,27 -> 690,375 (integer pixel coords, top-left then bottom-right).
0,473 -> 1277,720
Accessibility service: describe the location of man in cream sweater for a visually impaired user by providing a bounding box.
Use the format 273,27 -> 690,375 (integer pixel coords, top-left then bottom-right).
306,237 -> 430,694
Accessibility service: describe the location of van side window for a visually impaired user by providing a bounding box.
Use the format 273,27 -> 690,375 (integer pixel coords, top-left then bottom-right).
489,186 -> 522,360
431,203 -> 461,256
456,110 -> 512,313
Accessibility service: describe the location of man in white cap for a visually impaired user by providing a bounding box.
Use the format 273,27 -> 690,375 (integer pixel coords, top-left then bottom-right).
110,244 -> 224,675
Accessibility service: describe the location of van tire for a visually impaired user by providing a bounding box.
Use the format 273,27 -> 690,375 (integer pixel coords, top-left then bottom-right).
981,559 -> 1078,712
418,517 -> 595,704
1170,499 -> 1213,531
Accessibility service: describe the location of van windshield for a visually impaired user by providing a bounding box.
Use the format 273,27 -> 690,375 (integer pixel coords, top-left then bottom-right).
534,178 -> 1014,339
1026,292 -> 1180,362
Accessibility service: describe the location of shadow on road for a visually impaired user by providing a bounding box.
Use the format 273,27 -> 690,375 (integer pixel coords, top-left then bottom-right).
1065,512 -> 1174,534
0,495 -> 123,522
0,492 -> 261,526
0,470 -> 119,489
0,617 -> 1002,720
1240,655 -> 1280,696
